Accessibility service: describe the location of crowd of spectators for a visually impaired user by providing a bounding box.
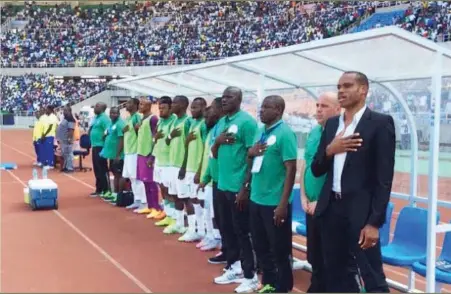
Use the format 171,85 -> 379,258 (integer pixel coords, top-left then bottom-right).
394,1 -> 451,41
1,1 -> 376,67
0,74 -> 106,113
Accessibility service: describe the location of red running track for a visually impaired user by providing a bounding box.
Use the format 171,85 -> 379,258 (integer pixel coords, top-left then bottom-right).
1,129 -> 449,292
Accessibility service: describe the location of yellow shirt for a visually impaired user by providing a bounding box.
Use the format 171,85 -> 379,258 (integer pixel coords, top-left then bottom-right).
33,120 -> 44,141
40,114 -> 59,137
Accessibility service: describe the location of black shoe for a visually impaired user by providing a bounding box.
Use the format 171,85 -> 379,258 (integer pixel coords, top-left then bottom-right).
89,192 -> 99,197
208,252 -> 227,264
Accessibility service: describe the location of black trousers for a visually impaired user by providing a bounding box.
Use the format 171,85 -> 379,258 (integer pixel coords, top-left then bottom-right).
92,146 -> 109,194
320,193 -> 389,293
212,182 -> 227,256
217,189 -> 255,279
249,201 -> 293,293
306,213 -> 326,293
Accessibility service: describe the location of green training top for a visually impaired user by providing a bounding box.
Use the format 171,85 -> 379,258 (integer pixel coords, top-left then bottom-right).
90,112 -> 111,147
137,115 -> 155,157
250,120 -> 298,206
153,114 -> 176,166
186,119 -> 207,173
100,118 -> 126,160
124,112 -> 141,155
168,114 -> 191,168
303,125 -> 327,202
216,110 -> 258,193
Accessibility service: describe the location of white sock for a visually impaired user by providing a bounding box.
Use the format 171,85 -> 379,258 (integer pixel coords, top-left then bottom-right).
213,228 -> 221,240
176,209 -> 184,228
203,204 -> 213,238
193,204 -> 204,235
187,214 -> 196,233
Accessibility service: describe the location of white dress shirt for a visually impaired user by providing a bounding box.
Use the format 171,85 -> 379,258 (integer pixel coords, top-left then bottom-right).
332,106 -> 367,193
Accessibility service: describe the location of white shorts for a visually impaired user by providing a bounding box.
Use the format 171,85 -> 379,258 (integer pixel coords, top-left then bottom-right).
167,166 -> 185,196
178,171 -> 199,199
122,154 -> 137,179
153,160 -> 164,184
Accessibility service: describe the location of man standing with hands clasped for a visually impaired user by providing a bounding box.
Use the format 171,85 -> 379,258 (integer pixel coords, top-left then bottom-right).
311,71 -> 395,293
247,95 -> 297,293
300,92 -> 341,293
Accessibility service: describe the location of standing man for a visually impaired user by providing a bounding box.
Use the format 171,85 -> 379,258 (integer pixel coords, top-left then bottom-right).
122,98 -> 147,211
40,105 -> 59,169
100,106 -> 126,204
135,98 -> 161,215
89,102 -> 111,197
152,96 -> 176,222
300,92 -> 341,293
247,95 -> 298,293
311,71 -> 395,293
212,87 -> 258,293
163,95 -> 191,235
33,109 -> 44,167
197,98 -> 225,253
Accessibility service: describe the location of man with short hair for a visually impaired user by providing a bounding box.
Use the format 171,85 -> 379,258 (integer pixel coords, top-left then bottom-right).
152,96 -> 177,222
197,98 -> 225,252
100,106 -> 126,204
163,95 -> 191,235
212,87 -> 259,293
247,95 -> 298,293
300,92 -> 341,293
122,98 -> 147,211
89,102 -> 111,197
311,71 -> 395,293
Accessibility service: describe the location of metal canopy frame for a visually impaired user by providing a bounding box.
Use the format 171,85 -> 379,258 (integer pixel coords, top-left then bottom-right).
110,26 -> 451,292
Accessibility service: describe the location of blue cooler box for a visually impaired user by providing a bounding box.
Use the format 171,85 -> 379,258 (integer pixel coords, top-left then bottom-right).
28,179 -> 58,210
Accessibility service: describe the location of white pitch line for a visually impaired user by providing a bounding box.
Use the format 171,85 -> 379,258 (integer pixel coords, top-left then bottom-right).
4,162 -> 151,293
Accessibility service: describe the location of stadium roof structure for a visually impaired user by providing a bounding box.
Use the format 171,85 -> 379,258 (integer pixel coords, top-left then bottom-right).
110,25 -> 451,293
109,25 -> 451,99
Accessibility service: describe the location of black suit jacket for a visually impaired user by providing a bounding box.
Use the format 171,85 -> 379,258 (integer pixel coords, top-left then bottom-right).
311,107 -> 396,229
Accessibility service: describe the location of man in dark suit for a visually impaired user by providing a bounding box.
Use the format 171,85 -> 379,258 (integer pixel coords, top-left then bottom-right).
311,71 -> 396,293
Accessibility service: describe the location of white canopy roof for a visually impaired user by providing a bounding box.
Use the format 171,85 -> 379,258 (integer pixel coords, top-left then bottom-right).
109,26 -> 451,98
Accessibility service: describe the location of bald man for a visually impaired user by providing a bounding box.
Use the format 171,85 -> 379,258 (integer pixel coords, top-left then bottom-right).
301,92 -> 341,293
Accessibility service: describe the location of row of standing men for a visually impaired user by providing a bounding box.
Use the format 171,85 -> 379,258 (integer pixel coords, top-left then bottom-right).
87,71 -> 396,293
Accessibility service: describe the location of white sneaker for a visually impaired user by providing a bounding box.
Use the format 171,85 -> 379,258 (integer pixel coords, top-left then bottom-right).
178,230 -> 201,242
214,268 -> 244,285
234,274 -> 259,293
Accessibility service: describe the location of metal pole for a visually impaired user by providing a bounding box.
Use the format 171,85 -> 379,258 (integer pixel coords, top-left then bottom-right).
425,51 -> 443,292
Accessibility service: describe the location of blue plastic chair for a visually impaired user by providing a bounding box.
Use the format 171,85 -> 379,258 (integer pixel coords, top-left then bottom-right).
290,186 -> 307,236
380,202 -> 395,247
412,221 -> 451,286
73,134 -> 92,172
382,206 -> 440,266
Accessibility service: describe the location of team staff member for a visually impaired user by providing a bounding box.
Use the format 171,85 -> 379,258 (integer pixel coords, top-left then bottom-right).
311,72 -> 395,292
152,96 -> 177,223
33,109 -> 44,167
247,95 -> 297,293
300,92 -> 341,293
100,106 -> 126,204
89,102 -> 111,197
122,98 -> 147,211
56,105 -> 76,173
212,87 -> 258,293
40,105 -> 59,169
